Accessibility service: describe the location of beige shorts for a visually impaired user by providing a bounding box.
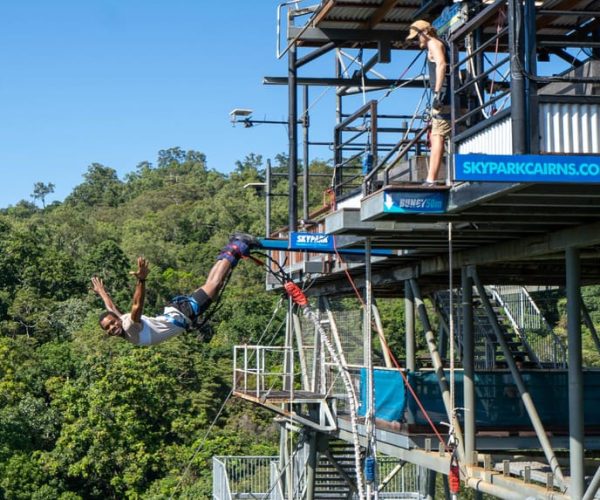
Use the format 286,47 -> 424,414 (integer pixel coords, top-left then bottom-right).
431,116 -> 451,137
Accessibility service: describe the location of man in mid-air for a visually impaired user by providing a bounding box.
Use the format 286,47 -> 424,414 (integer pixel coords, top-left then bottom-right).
92,233 -> 258,346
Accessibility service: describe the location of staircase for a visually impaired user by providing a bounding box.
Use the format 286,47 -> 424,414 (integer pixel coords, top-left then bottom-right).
314,440 -> 361,499
434,287 -> 541,370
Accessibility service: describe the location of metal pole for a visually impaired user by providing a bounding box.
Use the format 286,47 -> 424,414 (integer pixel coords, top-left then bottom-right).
365,238 -> 378,499
288,43 -> 298,232
462,267 -> 476,466
284,301 -> 294,392
524,0 -> 539,153
405,281 -> 416,372
410,279 -> 465,464
426,469 -> 437,500
334,50 -> 343,198
508,0 -> 527,154
302,85 -> 310,222
265,160 -> 272,237
292,312 -> 310,390
305,431 -> 317,500
469,267 -> 565,484
567,247 -> 584,499
372,302 -> 393,368
583,465 -> 600,500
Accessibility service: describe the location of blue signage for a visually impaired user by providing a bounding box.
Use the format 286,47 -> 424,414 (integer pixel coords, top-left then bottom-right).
290,232 -> 334,252
383,191 -> 447,214
433,3 -> 467,36
275,233 -> 394,256
455,154 -> 600,183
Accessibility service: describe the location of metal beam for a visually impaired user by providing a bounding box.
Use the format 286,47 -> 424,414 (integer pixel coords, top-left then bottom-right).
311,0 -> 336,27
288,44 -> 298,232
405,280 -> 416,372
566,247 -> 584,499
462,267 -> 476,466
420,221 -> 600,275
264,75 -> 425,88
289,26 -> 408,44
470,267 -> 565,486
296,41 -> 337,68
583,465 -> 600,500
361,0 -> 399,29
410,279 -> 466,464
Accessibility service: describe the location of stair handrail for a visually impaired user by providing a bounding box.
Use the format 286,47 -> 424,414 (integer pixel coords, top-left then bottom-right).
212,456 -> 233,500
488,286 -> 542,368
491,286 -> 567,368
521,286 -> 568,366
364,125 -> 428,195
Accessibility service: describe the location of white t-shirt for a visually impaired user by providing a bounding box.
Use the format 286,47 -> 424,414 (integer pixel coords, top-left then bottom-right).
120,307 -> 188,346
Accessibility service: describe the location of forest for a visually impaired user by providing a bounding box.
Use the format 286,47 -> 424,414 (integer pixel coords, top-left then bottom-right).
0,148 -> 333,499
1,147 -> 599,499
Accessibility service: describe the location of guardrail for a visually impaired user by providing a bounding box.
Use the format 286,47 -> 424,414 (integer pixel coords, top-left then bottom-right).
213,456 -> 279,500
233,345 -> 302,396
491,286 -> 567,367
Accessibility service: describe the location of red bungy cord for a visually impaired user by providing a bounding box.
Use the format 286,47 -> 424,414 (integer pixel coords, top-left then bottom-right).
449,461 -> 460,494
284,282 -> 308,307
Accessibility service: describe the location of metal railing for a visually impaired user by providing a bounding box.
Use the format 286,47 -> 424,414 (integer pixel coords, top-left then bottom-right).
490,286 -> 567,367
333,100 -> 378,199
448,0 -> 512,135
213,456 -> 279,500
214,455 -> 426,499
233,345 -> 302,397
435,286 -> 567,369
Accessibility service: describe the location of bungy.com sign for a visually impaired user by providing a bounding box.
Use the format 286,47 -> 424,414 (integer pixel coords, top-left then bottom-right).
455,154 -> 600,183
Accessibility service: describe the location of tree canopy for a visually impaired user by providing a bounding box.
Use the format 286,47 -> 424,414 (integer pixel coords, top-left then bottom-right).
0,148 -> 333,498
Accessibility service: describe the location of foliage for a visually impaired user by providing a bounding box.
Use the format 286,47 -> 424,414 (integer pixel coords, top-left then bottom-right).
0,148 -> 295,498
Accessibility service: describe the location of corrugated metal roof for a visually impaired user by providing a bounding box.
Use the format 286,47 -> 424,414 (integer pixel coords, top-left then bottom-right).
291,0 -> 600,47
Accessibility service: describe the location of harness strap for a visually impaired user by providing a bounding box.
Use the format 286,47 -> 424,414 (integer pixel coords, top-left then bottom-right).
158,312 -> 189,330
171,295 -> 201,317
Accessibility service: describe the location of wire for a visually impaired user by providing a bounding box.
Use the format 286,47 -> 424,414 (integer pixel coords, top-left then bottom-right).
169,296 -> 286,498
331,236 -> 449,448
448,223 -> 456,443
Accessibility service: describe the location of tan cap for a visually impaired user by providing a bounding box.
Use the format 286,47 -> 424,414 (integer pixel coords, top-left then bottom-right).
406,20 -> 432,40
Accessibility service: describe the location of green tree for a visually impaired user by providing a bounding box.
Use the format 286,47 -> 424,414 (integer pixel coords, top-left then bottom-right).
31,182 -> 55,208
66,164 -> 124,207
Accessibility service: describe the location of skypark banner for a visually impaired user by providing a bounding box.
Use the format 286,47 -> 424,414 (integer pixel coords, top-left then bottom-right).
455,153 -> 600,183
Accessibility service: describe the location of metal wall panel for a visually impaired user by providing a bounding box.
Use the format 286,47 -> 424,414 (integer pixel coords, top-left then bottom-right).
456,116 -> 513,155
540,102 -> 600,154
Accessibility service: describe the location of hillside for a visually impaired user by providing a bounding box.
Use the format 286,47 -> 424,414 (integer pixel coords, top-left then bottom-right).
0,148 -> 330,499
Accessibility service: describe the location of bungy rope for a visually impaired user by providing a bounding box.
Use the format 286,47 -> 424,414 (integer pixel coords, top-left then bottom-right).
302,304 -> 365,500
254,253 -> 367,498
283,281 -> 365,499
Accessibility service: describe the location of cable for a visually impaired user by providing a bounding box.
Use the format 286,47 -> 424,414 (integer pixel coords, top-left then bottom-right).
301,304 -> 366,499
169,296 -> 286,498
330,237 -> 449,448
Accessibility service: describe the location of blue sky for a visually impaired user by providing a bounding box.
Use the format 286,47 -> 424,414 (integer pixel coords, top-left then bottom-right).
1,1 -> 574,208
0,1 -> 303,207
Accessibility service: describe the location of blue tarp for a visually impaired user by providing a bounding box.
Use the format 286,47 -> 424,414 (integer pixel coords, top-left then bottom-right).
356,369 -> 600,427
358,368 -> 408,421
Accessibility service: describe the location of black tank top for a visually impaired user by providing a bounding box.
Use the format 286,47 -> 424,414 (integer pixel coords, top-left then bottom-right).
427,41 -> 450,105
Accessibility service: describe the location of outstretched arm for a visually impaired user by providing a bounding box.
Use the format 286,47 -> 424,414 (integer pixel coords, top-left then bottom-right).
129,257 -> 150,323
91,276 -> 122,316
